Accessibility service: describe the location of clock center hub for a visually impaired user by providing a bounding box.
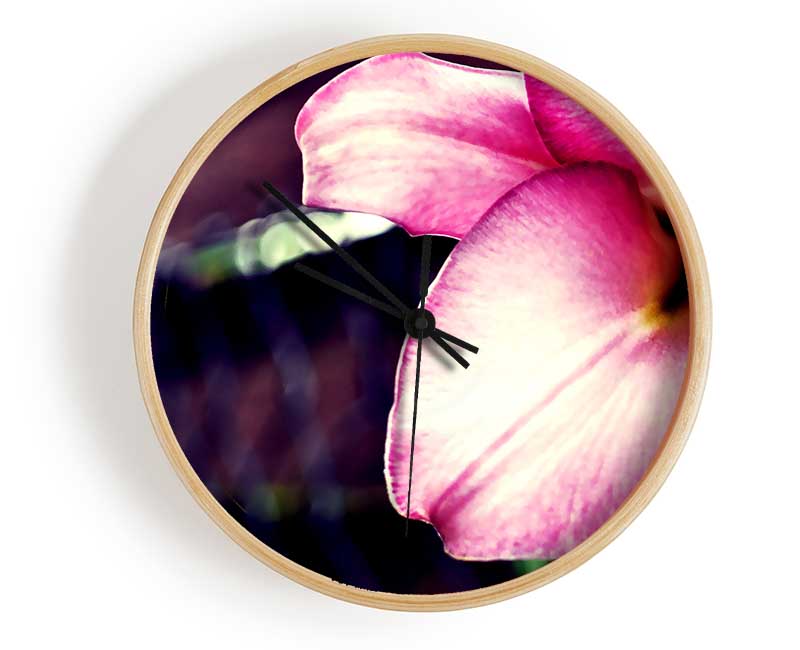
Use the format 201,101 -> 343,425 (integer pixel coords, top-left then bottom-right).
405,308 -> 436,339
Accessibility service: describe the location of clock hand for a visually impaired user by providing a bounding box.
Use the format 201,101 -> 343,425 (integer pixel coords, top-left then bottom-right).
418,233 -> 432,302
431,329 -> 478,354
406,335 -> 423,534
295,262 -> 403,318
264,181 -> 477,366
263,181 -> 406,314
430,333 -> 470,366
405,235 -> 431,535
295,263 -> 470,369
294,263 -> 479,354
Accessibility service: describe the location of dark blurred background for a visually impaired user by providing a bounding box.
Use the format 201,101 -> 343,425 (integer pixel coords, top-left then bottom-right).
152,55 -> 547,594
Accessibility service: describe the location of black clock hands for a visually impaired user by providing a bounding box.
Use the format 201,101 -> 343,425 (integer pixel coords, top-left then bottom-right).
405,234 -> 431,535
263,181 -> 478,367
295,262 -> 404,318
263,182 -> 406,312
293,263 -> 479,354
418,234 -> 432,303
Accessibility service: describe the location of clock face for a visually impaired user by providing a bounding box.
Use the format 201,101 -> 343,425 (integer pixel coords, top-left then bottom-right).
143,40 -> 700,606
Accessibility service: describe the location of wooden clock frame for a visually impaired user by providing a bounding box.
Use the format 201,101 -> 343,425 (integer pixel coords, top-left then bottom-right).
133,34 -> 712,611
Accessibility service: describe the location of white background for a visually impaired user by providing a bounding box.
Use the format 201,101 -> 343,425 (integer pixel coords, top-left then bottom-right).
2,1 -> 798,647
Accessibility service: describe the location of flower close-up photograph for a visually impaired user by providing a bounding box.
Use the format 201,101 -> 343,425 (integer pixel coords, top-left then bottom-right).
150,50 -> 691,595
2,1 -> 798,649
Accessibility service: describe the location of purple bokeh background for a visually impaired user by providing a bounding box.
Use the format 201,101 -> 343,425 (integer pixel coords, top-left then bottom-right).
152,54 -> 546,594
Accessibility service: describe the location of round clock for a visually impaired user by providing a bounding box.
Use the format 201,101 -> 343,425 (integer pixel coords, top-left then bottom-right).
134,34 -> 711,610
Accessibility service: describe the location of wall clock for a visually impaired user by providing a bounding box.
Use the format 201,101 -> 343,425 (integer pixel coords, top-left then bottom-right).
134,34 -> 711,610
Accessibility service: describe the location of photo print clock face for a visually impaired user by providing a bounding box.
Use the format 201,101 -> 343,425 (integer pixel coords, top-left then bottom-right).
134,35 -> 710,610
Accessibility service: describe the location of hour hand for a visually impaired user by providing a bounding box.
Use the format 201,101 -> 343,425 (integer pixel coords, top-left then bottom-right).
294,263 -> 478,365
295,263 -> 403,319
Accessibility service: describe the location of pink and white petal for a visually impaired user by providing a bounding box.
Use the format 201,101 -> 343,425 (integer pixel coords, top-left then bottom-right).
525,77 -> 659,204
385,163 -> 687,560
296,53 -> 559,238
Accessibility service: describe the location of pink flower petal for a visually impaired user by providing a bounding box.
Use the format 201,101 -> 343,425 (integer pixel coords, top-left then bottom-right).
296,53 -> 558,238
525,77 -> 659,203
385,163 -> 687,560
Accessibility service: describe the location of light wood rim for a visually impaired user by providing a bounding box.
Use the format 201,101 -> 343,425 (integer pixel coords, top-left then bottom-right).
133,34 -> 711,611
